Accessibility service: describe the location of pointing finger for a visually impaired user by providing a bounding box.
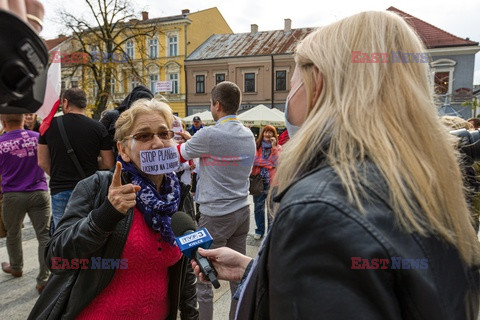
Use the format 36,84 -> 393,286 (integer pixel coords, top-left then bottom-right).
111,162 -> 123,187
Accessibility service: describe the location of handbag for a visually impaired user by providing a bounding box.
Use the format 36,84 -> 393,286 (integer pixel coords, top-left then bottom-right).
249,174 -> 264,196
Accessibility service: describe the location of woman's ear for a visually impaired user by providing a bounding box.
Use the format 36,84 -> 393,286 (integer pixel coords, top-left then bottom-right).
117,141 -> 130,162
312,67 -> 323,105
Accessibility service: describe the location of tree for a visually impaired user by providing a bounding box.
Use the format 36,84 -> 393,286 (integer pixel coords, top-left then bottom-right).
59,0 -> 158,119
462,97 -> 480,118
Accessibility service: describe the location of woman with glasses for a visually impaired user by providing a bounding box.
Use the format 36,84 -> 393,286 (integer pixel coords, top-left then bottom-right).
29,99 -> 198,320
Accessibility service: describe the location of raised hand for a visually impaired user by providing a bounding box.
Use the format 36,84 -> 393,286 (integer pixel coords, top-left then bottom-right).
108,162 -> 141,214
270,137 -> 277,147
177,131 -> 192,141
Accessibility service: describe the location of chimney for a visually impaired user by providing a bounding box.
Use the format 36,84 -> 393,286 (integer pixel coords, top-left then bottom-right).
284,19 -> 292,33
251,24 -> 258,35
141,11 -> 149,21
182,9 -> 190,17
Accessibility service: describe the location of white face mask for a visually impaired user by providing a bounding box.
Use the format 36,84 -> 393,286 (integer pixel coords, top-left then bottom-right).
139,146 -> 179,175
284,82 -> 303,137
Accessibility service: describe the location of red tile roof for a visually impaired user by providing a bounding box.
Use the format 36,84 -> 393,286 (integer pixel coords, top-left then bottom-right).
387,6 -> 478,48
44,35 -> 69,51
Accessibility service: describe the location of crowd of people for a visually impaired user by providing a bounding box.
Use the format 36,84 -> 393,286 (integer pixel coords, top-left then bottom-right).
1,1 -> 480,320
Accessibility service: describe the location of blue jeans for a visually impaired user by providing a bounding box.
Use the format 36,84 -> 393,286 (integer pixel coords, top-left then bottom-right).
51,190 -> 73,229
253,188 -> 272,236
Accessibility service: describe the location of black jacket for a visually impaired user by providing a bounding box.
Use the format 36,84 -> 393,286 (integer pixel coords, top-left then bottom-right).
237,162 -> 480,319
29,171 -> 198,320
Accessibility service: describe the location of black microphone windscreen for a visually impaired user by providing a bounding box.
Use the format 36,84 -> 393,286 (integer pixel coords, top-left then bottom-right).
171,211 -> 196,237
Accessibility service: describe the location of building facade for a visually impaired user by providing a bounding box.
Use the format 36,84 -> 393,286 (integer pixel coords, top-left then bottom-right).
186,8 -> 479,119
388,7 -> 480,118
185,20 -> 313,115
45,7 -> 232,117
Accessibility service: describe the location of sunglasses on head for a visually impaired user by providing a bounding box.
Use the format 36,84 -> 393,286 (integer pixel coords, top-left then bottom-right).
124,130 -> 174,142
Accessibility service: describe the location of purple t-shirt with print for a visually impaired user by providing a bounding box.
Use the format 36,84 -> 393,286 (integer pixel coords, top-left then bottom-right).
0,129 -> 48,193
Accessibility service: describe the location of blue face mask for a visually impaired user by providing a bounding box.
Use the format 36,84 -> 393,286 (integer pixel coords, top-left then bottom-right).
284,82 -> 303,137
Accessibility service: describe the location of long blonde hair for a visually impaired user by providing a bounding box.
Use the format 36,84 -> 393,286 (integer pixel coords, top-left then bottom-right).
275,11 -> 480,265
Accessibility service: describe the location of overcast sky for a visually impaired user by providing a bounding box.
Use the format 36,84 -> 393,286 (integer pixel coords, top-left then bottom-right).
41,0 -> 480,84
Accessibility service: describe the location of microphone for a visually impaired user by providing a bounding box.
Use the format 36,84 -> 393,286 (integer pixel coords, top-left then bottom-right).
171,211 -> 220,289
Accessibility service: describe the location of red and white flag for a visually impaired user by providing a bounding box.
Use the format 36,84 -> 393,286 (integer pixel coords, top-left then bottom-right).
38,52 -> 62,135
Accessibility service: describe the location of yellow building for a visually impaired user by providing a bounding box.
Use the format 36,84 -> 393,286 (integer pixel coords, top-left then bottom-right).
47,7 -> 232,117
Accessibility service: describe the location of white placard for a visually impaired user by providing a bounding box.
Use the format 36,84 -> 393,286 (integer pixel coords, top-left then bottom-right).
139,146 -> 179,174
156,81 -> 172,93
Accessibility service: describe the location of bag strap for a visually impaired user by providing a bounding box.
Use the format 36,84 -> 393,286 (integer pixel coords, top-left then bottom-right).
57,117 -> 86,178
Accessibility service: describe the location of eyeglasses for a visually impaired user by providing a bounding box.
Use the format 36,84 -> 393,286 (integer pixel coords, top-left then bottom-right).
124,130 -> 175,142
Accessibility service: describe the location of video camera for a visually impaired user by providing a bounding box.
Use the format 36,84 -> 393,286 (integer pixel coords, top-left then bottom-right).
450,129 -> 480,166
0,10 -> 48,114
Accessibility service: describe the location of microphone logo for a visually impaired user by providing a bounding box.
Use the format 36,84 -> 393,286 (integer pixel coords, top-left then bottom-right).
178,230 -> 207,246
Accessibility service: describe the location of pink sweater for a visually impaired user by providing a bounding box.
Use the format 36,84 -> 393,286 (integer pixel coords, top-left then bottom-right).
76,207 -> 182,320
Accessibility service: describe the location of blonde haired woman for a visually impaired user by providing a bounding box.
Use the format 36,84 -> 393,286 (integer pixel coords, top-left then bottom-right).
192,11 -> 480,319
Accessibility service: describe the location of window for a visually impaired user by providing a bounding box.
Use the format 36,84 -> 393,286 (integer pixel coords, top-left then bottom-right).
276,70 -> 286,91
149,39 -> 158,58
150,74 -> 158,94
71,79 -> 78,88
196,75 -> 205,93
131,78 -> 139,91
126,40 -> 134,59
430,59 -> 455,97
434,72 -> 449,95
110,78 -> 115,94
244,73 -> 255,92
215,73 -> 225,84
169,73 -> 179,94
168,36 -> 178,56
61,80 -> 66,91
90,80 -> 98,97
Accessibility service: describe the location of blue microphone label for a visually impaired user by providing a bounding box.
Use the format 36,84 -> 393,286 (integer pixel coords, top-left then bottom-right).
176,228 -> 214,258
179,230 -> 207,245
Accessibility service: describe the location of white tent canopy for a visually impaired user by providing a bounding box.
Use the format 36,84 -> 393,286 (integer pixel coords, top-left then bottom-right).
238,104 -> 285,127
182,110 -> 215,125
270,107 -> 285,118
